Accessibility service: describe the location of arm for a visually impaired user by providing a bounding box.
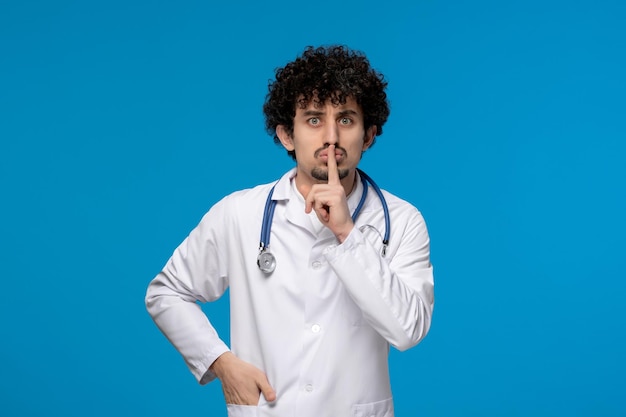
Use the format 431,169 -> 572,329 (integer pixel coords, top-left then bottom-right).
304,146 -> 434,349
145,203 -> 231,384
325,208 -> 434,351
145,196 -> 277,404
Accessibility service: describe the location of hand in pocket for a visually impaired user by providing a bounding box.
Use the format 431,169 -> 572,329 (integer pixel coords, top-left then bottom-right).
211,352 -> 276,406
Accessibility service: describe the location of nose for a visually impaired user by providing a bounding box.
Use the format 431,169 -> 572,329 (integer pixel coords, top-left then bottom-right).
324,122 -> 339,146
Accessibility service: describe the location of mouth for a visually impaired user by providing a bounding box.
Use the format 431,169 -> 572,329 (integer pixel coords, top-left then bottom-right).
318,150 -> 344,163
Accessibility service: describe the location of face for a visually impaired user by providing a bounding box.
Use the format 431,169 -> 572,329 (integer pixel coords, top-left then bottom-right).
277,97 -> 376,194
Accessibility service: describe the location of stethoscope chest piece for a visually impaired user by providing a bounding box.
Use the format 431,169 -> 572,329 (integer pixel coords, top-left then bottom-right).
257,250 -> 276,274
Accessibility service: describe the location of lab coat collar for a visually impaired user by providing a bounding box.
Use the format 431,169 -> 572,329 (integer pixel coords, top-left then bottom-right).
270,168 -> 297,201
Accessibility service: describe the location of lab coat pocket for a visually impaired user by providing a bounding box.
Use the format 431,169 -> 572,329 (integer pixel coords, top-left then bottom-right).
352,397 -> 394,417
226,404 -> 258,417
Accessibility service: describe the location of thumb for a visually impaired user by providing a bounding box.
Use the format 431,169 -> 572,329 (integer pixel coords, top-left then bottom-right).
257,375 -> 276,402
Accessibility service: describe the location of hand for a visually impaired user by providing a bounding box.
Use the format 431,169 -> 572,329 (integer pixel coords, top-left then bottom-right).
210,352 -> 276,406
305,144 -> 354,243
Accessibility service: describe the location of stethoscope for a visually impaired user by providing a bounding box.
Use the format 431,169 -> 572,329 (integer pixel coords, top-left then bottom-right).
257,168 -> 390,274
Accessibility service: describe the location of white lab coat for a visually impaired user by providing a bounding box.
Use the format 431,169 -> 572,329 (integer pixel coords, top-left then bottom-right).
146,168 -> 434,417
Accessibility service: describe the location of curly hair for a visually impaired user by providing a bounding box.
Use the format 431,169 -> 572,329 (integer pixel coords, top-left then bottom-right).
263,45 -> 390,159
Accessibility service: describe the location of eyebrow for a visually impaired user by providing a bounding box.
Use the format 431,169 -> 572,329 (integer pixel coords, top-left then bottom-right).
300,109 -> 360,117
301,109 -> 325,117
336,109 -> 359,117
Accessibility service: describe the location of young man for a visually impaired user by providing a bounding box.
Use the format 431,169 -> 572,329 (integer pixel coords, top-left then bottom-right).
146,45 -> 434,417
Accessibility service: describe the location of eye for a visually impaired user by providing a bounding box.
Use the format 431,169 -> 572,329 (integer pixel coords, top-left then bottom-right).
308,117 -> 320,126
339,117 -> 352,125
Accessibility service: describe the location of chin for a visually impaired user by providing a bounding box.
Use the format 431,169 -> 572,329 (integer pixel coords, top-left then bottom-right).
311,167 -> 350,181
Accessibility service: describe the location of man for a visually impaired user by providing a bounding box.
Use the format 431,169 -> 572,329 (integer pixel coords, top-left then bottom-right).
146,45 -> 434,417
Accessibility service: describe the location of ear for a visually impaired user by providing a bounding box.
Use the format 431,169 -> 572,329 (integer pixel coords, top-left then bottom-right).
363,125 -> 377,151
276,125 -> 295,151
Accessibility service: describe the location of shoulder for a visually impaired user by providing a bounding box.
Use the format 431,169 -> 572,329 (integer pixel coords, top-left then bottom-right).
190,182 -> 274,238
373,187 -> 424,219
223,181 -> 276,204
375,189 -> 430,242
218,169 -> 294,206
377,190 -> 431,252
206,181 -> 276,219
199,171 -> 291,221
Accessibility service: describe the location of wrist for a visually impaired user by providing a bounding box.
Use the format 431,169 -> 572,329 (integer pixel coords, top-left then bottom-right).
209,351 -> 234,379
335,223 -> 354,244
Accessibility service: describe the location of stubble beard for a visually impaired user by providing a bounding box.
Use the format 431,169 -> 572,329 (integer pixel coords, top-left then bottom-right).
310,144 -> 352,181
311,166 -> 350,181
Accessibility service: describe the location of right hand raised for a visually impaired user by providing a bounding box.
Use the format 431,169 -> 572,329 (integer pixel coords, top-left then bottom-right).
209,352 -> 276,406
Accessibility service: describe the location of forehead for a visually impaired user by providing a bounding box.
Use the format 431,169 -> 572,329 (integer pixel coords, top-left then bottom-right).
295,95 -> 362,114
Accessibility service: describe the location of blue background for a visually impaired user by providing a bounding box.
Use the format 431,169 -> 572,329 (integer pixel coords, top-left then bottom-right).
1,0 -> 625,416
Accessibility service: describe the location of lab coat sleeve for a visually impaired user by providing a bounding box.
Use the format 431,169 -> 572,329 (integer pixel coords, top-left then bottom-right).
145,199 -> 232,384
324,207 -> 434,351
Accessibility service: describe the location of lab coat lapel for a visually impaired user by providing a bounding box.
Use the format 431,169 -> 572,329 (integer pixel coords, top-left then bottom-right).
271,168 -> 316,234
285,197 -> 315,232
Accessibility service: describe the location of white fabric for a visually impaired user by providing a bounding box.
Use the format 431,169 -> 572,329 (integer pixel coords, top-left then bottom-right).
145,168 -> 434,417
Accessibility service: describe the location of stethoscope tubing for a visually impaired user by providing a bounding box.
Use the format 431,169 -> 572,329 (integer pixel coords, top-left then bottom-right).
258,169 -> 390,273
356,168 -> 390,246
259,186 -> 276,251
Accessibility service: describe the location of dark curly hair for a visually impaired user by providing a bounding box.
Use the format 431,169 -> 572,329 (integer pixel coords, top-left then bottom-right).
263,45 -> 390,159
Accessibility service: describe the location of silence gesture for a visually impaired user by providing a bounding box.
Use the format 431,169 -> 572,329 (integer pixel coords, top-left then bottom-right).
304,144 -> 355,243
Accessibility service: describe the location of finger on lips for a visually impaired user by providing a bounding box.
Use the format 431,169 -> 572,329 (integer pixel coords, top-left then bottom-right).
327,144 -> 340,185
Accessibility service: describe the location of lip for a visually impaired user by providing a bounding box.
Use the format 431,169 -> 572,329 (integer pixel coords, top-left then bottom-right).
318,150 -> 344,162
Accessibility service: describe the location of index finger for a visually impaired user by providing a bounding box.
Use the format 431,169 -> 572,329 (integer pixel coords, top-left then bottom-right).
326,144 -> 340,185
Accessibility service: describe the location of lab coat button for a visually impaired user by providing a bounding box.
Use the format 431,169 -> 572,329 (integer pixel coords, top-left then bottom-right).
311,324 -> 321,333
305,384 -> 313,392
311,261 -> 322,269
